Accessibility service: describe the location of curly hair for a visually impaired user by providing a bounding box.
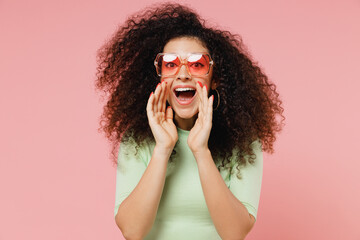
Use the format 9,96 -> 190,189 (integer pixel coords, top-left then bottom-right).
95,2 -> 285,178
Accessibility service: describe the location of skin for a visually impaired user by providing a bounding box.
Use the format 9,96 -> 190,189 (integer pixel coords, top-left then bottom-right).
143,37 -> 255,239
147,36 -> 216,153
116,37 -> 255,240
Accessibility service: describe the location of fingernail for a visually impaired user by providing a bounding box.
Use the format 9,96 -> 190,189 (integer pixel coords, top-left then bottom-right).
157,83 -> 160,88
150,92 -> 153,97
205,85 -> 208,91
161,79 -> 164,83
197,81 -> 203,87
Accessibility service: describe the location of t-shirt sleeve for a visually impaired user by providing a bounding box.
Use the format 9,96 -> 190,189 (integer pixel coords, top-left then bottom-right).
228,139 -> 263,221
114,140 -> 148,218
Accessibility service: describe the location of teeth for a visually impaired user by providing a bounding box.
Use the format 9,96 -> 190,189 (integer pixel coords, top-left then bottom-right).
175,88 -> 195,92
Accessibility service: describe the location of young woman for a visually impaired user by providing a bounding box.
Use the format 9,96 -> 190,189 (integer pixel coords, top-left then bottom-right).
95,3 -> 284,240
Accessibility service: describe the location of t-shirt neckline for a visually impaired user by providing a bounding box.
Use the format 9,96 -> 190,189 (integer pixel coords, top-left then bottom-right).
176,126 -> 190,137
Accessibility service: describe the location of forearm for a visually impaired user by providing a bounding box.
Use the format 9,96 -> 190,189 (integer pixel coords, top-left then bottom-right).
115,146 -> 172,240
194,149 -> 254,240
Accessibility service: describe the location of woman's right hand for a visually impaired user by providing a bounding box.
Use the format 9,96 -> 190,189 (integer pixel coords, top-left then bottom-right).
146,81 -> 178,150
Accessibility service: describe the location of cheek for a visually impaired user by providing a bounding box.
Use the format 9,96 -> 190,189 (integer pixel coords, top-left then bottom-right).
161,76 -> 174,82
197,78 -> 212,92
161,77 -> 174,95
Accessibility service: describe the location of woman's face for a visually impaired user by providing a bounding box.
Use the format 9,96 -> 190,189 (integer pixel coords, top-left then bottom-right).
160,37 -> 215,129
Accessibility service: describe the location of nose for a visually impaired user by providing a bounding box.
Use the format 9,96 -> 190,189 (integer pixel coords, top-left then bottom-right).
176,64 -> 191,80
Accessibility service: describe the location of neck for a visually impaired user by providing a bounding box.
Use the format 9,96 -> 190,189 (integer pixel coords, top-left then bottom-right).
174,113 -> 198,131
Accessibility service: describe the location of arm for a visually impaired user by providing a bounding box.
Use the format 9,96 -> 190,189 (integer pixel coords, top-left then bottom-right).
115,145 -> 172,240
194,149 -> 257,240
115,81 -> 177,240
188,83 -> 262,240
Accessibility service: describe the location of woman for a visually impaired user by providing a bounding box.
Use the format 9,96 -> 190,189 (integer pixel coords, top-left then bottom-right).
95,3 -> 284,240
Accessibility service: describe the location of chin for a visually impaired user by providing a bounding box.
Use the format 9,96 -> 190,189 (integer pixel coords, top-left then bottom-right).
173,108 -> 198,120
176,112 -> 197,120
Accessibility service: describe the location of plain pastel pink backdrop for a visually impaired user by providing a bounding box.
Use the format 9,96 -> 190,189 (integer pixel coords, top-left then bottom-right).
1,0 -> 359,239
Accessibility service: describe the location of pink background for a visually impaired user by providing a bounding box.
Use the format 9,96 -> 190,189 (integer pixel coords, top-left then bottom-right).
1,0 -> 359,239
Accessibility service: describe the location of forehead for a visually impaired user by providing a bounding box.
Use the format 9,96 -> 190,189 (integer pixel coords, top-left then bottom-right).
162,37 -> 209,57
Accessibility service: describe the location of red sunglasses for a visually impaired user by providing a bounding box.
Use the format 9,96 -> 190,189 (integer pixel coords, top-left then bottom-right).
154,53 -> 214,77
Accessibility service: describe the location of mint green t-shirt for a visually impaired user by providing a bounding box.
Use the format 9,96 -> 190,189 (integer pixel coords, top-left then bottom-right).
114,127 -> 263,239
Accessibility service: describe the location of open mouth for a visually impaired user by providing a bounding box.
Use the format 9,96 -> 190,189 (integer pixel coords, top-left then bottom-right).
173,87 -> 197,105
175,88 -> 196,99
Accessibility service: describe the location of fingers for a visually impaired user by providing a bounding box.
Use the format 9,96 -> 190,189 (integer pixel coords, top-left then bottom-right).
196,82 -> 203,119
157,82 -> 164,112
195,81 -> 214,125
164,81 -> 169,109
147,82 -> 162,119
196,81 -> 203,107
153,83 -> 161,113
146,91 -> 154,118
196,81 -> 210,116
165,105 -> 173,121
154,81 -> 167,113
208,94 -> 214,121
160,81 -> 167,113
202,83 -> 208,115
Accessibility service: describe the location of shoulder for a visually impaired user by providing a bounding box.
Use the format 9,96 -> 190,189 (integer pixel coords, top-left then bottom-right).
225,139 -> 263,177
233,139 -> 262,164
118,137 -> 156,167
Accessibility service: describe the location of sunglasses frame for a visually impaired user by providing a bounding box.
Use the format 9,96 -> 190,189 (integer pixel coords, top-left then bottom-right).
154,52 -> 214,77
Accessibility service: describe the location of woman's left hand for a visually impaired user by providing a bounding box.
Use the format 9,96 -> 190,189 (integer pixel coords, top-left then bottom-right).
187,81 -> 214,155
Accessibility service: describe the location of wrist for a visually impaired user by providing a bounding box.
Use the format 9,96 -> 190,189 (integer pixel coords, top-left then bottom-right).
154,144 -> 174,157
191,148 -> 211,159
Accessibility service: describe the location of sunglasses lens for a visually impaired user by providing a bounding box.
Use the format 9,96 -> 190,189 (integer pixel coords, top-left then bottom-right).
187,54 -> 210,76
158,54 -> 180,76
156,54 -> 211,76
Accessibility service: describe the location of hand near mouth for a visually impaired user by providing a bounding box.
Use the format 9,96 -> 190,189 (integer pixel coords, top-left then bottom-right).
147,81 -> 178,150
187,81 -> 214,156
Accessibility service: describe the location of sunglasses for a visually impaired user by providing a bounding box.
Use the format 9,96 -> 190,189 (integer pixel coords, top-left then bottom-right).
154,53 -> 214,77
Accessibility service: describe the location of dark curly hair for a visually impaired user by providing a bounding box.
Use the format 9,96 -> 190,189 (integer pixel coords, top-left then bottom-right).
95,2 -> 285,178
